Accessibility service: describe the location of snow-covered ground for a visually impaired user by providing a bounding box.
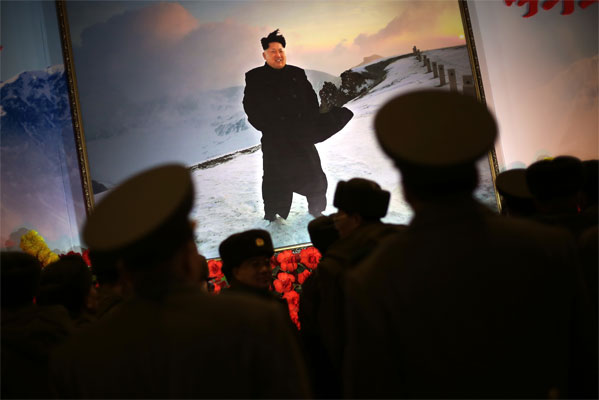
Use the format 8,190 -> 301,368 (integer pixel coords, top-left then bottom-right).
192,46 -> 497,258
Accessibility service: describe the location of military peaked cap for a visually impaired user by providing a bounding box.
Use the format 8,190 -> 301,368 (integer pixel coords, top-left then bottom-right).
219,229 -> 274,280
374,90 -> 497,167
496,168 -> 533,199
83,164 -> 194,264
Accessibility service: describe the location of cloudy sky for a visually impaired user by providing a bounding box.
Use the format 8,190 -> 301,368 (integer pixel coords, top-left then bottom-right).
66,1 -> 466,92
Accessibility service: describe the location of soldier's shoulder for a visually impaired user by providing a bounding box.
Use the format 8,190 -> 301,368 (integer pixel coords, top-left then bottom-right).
488,212 -> 576,242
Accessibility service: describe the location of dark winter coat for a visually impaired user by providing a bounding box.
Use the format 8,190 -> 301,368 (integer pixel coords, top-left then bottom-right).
299,222 -> 404,398
2,305 -> 73,399
49,286 -> 311,398
243,63 -> 353,218
343,198 -> 598,399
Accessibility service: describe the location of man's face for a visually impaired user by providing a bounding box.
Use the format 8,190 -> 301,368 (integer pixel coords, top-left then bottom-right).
232,255 -> 272,290
263,42 -> 286,69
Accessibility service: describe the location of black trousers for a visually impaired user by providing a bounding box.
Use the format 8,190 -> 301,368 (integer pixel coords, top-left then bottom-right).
262,170 -> 326,219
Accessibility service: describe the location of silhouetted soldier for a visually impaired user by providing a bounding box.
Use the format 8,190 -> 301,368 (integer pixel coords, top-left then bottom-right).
580,159 -> 598,217
1,252 -> 72,399
495,168 -> 535,217
343,90 -> 597,399
49,164 -> 310,398
298,215 -> 340,397
38,254 -> 98,328
306,178 -> 403,397
88,249 -> 130,319
526,156 -> 596,237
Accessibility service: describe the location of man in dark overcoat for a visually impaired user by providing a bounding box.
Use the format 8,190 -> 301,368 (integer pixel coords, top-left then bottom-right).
243,29 -> 353,221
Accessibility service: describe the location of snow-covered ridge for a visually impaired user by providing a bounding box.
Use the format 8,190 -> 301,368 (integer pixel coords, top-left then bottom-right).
1,65 -> 65,87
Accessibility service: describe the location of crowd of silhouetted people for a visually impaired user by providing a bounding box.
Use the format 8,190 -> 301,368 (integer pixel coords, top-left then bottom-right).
1,90 -> 597,399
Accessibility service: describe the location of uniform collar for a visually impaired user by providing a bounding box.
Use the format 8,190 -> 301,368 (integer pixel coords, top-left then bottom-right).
409,196 -> 494,231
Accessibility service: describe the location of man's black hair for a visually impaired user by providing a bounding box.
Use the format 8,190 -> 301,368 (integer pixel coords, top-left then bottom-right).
261,29 -> 286,50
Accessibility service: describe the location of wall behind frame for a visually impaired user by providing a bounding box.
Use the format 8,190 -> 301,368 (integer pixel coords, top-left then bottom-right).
0,1 -> 86,252
467,0 -> 598,170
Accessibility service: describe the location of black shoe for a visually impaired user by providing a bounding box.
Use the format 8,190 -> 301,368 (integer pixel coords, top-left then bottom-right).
264,213 -> 276,222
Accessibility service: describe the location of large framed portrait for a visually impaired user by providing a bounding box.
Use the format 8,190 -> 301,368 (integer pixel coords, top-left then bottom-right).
57,0 -> 498,258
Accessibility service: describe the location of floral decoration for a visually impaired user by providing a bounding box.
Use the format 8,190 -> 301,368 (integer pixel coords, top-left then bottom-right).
213,245 -> 323,330
269,246 -> 322,329
19,230 -> 59,267
277,249 -> 299,272
273,272 -> 296,293
299,246 -> 321,270
61,249 -> 91,267
282,289 -> 301,329
204,245 -> 322,330
207,259 -> 228,294
297,269 -> 311,285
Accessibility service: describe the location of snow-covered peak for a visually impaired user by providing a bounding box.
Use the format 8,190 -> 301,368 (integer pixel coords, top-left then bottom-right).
1,64 -> 64,88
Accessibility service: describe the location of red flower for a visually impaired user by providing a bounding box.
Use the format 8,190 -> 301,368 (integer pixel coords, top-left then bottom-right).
283,289 -> 300,308
297,269 -> 311,284
277,250 -> 298,272
273,272 -> 296,293
208,260 -> 224,279
61,251 -> 79,258
299,246 -> 321,270
82,249 -> 91,266
211,279 -> 229,295
270,255 -> 279,270
60,250 -> 91,268
289,310 -> 301,330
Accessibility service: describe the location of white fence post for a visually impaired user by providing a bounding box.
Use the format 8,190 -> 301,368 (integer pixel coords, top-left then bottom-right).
447,68 -> 457,92
438,64 -> 446,86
